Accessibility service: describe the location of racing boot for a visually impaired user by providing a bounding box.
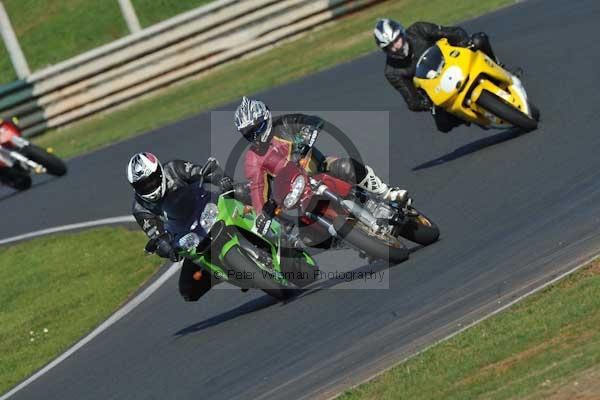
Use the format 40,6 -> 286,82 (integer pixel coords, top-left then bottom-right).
358,166 -> 410,205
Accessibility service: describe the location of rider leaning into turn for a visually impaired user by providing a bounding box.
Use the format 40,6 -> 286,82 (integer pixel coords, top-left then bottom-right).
374,18 -> 502,133
234,97 -> 410,238
126,152 -> 232,302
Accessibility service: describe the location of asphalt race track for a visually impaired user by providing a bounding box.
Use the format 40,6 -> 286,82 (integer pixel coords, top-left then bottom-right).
3,0 -> 600,398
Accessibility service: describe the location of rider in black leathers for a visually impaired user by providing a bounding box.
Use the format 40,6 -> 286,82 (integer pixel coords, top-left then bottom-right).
127,153 -> 232,301
374,19 -> 500,133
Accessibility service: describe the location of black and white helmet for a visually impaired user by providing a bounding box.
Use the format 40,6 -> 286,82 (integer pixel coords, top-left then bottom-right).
126,152 -> 166,202
234,97 -> 273,146
374,19 -> 408,58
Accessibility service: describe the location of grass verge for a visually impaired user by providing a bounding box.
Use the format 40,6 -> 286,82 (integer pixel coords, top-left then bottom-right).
0,227 -> 164,395
32,0 -> 514,159
132,0 -> 215,28
0,0 -> 128,85
0,0 -> 218,84
339,261 -> 600,400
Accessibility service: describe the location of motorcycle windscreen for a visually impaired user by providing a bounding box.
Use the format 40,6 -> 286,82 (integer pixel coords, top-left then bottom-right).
162,184 -> 215,240
415,45 -> 445,79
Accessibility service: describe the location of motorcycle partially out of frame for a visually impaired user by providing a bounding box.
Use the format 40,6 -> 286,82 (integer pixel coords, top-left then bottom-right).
0,119 -> 67,190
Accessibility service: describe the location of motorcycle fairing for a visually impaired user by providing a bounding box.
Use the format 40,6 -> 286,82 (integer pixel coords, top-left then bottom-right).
414,38 -> 531,127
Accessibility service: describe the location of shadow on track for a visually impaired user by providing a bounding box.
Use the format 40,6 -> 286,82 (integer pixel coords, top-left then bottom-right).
0,178 -> 56,201
413,128 -> 523,171
296,261 -> 390,295
0,189 -> 23,202
173,244 -> 426,336
174,295 -> 278,337
285,246 -> 423,304
172,261 -> 394,336
0,177 -> 58,201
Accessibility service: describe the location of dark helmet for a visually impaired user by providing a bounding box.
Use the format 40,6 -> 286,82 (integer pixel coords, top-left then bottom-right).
234,97 -> 273,147
374,18 -> 410,60
126,152 -> 166,202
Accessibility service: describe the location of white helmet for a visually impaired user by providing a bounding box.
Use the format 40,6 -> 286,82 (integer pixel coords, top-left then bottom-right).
126,152 -> 166,202
374,19 -> 408,58
234,97 -> 273,146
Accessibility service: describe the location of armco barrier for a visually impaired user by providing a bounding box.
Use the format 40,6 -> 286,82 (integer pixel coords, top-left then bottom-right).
0,0 -> 386,137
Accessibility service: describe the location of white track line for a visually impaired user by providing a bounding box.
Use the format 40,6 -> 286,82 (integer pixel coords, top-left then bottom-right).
3,219 -> 597,399
0,216 -> 136,246
1,216 -> 181,400
0,261 -> 182,400
329,253 -> 600,399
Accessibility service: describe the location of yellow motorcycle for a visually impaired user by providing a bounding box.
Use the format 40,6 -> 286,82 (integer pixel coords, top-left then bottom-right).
413,38 -> 539,132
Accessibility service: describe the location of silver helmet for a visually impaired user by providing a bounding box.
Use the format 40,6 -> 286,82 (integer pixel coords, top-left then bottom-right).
234,97 -> 273,145
126,152 -> 166,202
374,19 -> 409,59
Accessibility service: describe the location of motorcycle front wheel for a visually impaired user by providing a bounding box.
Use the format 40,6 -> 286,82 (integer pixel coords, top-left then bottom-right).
280,248 -> 319,288
222,246 -> 297,301
397,209 -> 440,246
476,90 -> 538,132
21,144 -> 67,176
334,217 -> 410,263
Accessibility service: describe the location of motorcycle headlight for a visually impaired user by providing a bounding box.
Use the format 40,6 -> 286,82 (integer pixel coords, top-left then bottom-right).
283,175 -> 306,209
200,202 -> 218,232
179,232 -> 200,251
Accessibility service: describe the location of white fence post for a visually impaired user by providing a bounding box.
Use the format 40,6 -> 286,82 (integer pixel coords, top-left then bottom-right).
118,0 -> 142,34
0,1 -> 30,79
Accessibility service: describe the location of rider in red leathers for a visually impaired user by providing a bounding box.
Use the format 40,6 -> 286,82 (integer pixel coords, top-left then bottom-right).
234,97 -> 409,239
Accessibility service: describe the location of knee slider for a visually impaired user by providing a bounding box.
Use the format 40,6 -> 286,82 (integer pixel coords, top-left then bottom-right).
328,158 -> 366,184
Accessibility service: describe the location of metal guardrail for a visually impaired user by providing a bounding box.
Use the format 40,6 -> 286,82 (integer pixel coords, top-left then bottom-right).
0,0 -> 385,137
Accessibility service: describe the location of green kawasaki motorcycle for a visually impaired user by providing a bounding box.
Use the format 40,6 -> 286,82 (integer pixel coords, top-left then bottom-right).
151,183 -> 319,300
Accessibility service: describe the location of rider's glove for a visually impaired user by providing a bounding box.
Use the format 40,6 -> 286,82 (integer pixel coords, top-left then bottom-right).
456,37 -> 474,48
219,175 -> 234,193
155,234 -> 180,262
255,199 -> 277,236
200,157 -> 219,176
418,92 -> 433,112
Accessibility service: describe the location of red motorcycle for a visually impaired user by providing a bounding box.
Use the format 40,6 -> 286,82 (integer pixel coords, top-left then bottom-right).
0,119 -> 66,191
271,147 -> 440,263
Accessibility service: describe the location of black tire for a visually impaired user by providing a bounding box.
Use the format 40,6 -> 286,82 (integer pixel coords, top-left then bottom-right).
397,209 -> 440,246
21,144 -> 67,176
281,249 -> 319,288
12,175 -> 32,191
0,168 -> 32,191
334,217 -> 409,263
529,101 -> 541,122
477,90 -> 538,132
223,246 -> 296,301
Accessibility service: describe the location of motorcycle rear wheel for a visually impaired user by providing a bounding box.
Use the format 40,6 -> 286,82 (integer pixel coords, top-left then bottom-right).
0,168 -> 32,191
21,144 -> 67,176
477,90 -> 538,132
334,217 -> 409,263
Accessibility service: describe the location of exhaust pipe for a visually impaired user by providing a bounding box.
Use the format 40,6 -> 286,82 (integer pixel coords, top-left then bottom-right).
315,184 -> 379,231
306,212 -> 338,237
